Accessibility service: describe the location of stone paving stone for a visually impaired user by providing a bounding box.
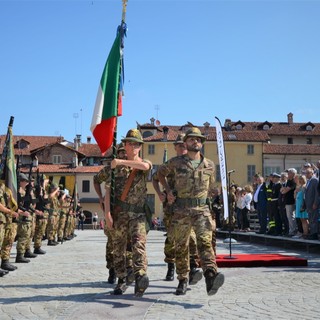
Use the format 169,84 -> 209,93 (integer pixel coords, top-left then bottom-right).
0,230 -> 320,319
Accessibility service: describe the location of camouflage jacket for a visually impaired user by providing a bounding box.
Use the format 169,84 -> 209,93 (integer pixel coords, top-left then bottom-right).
0,182 -> 7,223
93,162 -> 111,185
158,154 -> 215,199
105,159 -> 152,207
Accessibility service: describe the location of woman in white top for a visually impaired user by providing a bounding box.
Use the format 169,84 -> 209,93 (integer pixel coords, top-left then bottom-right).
240,185 -> 253,231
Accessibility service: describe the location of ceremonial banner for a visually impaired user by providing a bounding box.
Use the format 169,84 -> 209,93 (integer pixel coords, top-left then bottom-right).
90,32 -> 123,155
215,117 -> 228,219
0,116 -> 18,211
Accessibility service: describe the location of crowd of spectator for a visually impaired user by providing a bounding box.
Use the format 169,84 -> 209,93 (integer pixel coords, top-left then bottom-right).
212,161 -> 320,241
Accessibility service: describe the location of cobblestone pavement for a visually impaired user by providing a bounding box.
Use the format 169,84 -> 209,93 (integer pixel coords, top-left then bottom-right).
1,230 -> 319,320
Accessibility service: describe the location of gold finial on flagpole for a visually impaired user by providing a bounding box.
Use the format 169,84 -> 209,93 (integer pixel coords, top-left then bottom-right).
122,0 -> 128,22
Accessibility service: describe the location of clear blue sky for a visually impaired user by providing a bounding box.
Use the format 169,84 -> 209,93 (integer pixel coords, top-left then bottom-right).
1,0 -> 320,144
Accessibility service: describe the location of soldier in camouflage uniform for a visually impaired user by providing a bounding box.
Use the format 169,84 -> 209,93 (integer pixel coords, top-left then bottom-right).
0,180 -> 19,271
33,174 -> 50,254
104,129 -> 152,297
153,133 -> 201,284
0,180 -> 17,276
157,127 -> 224,296
94,143 -> 134,285
57,191 -> 70,243
47,183 -> 60,246
15,173 -> 38,263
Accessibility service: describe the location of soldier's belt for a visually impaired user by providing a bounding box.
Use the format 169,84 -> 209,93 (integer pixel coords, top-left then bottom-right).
115,199 -> 144,213
175,197 -> 207,207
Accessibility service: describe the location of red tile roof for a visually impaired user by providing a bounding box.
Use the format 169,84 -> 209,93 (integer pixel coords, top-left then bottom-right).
20,164 -> 104,174
263,144 -> 320,155
0,135 -> 63,156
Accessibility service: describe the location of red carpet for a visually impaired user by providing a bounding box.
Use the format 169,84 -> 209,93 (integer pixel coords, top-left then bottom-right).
216,254 -> 308,267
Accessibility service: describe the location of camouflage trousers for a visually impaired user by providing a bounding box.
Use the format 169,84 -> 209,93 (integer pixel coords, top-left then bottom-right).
1,221 -> 18,260
104,224 -> 133,270
34,218 -> 48,249
163,208 -> 199,267
47,214 -> 59,241
64,215 -> 73,238
16,221 -> 33,254
172,206 -> 217,280
0,222 -> 5,249
112,211 -> 147,279
57,214 -> 67,239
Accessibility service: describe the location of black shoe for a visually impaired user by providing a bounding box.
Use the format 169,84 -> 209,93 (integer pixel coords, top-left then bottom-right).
1,260 -> 17,271
15,254 -> 30,263
165,263 -> 175,281
34,248 -> 46,255
205,270 -> 224,296
134,274 -> 149,297
24,250 -> 37,258
47,240 -> 58,246
113,278 -> 127,295
108,268 -> 116,284
175,279 -> 188,295
0,268 -> 9,277
189,268 -> 203,285
126,267 -> 135,285
306,233 -> 319,240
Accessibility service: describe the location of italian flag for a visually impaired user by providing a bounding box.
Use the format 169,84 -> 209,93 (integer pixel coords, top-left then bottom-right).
91,33 -> 123,155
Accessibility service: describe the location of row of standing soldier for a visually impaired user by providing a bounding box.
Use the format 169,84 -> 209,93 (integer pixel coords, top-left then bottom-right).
0,171 -> 78,277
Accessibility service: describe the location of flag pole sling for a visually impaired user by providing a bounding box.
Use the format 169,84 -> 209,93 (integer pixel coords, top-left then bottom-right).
110,0 -> 128,214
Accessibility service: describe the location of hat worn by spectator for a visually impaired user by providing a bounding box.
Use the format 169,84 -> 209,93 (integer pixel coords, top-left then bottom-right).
287,168 -> 297,174
183,127 -> 206,143
304,162 -> 311,167
272,172 -> 281,178
121,129 -> 144,144
173,133 -> 185,145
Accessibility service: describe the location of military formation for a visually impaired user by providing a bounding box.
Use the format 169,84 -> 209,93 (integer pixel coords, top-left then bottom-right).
0,172 -> 78,277
94,127 -> 224,297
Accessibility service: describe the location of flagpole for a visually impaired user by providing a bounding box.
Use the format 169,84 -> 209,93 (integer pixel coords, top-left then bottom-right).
110,0 -> 128,214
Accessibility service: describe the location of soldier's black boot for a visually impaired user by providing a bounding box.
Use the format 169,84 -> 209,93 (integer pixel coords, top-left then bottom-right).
113,278 -> 127,295
126,266 -> 135,285
108,268 -> 116,284
34,247 -> 46,255
204,269 -> 224,296
1,260 -> 17,271
175,279 -> 188,295
24,250 -> 37,258
165,263 -> 175,281
134,274 -> 149,297
0,268 -> 9,277
15,253 -> 30,263
47,240 -> 58,246
189,267 -> 203,285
